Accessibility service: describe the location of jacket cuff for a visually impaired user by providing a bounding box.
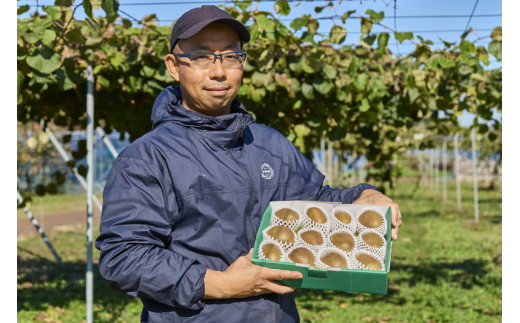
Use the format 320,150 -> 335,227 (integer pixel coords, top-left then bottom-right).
352,183 -> 379,202
172,261 -> 207,310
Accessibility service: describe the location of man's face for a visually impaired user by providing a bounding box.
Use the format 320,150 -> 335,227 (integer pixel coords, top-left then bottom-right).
165,23 -> 245,117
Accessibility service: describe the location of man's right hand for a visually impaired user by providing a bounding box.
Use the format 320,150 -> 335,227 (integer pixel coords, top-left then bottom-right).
203,249 -> 303,299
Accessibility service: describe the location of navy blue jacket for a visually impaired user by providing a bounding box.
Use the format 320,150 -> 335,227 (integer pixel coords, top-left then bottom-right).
95,86 -> 377,322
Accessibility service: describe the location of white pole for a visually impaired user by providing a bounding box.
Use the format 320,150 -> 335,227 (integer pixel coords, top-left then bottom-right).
320,137 -> 326,178
454,135 -> 462,210
96,127 -> 119,159
45,128 -> 102,212
17,190 -> 62,263
435,147 -> 440,193
327,141 -> 334,185
471,128 -> 480,223
442,140 -> 448,202
85,65 -> 94,323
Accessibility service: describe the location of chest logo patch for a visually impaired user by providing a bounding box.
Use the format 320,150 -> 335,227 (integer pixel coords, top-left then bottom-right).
261,163 -> 274,180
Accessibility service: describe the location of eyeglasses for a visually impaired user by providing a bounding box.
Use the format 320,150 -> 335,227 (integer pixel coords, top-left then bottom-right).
172,52 -> 247,70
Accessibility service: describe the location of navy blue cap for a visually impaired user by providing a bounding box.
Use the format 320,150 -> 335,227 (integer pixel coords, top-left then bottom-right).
169,5 -> 251,52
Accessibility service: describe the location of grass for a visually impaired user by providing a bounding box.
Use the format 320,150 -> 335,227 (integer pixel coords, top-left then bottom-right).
17,194 -> 102,217
17,179 -> 501,322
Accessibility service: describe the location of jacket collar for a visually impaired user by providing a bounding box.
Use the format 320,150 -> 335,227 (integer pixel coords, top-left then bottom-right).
151,86 -> 254,148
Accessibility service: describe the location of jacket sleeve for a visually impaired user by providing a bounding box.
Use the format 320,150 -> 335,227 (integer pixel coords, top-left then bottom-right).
94,156 -> 207,310
282,139 -> 378,204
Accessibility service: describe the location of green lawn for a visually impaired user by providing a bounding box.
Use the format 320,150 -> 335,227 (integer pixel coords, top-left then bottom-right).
17,194 -> 102,217
17,179 -> 501,322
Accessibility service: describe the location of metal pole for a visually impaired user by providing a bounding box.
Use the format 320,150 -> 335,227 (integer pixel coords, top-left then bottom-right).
85,65 -> 94,323
320,137 -> 326,177
96,126 -> 119,159
442,140 -> 448,202
454,135 -> 462,210
17,190 -> 62,264
471,128 -> 480,223
45,128 -> 103,212
435,148 -> 440,193
327,141 -> 333,185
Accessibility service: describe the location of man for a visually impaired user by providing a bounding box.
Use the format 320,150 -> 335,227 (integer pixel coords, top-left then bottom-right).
95,5 -> 402,322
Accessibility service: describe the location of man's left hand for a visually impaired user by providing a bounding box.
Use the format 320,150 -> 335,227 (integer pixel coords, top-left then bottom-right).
353,189 -> 402,240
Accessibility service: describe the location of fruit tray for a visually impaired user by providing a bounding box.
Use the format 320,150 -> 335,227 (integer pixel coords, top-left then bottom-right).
252,200 -> 392,294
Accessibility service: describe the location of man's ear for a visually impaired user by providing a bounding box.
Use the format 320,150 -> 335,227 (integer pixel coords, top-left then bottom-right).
165,54 -> 180,82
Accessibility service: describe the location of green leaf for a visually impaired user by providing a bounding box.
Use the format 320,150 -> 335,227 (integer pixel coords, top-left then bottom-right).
97,75 -> 110,88
359,98 -> 370,112
42,29 -> 57,46
301,82 -> 315,99
394,32 -> 413,44
83,0 -> 95,21
341,10 -> 356,24
354,74 -> 368,90
294,124 -> 311,138
56,68 -> 75,90
77,165 -> 88,177
55,0 -> 73,6
313,79 -> 333,95
85,36 -> 103,46
256,14 -> 275,32
17,5 -> 30,15
329,25 -> 346,44
417,35 -> 433,45
102,0 -> 120,21
314,4 -> 328,13
23,32 -> 41,44
26,49 -> 61,74
17,71 -> 24,105
488,40 -> 501,61
252,72 -> 271,86
65,28 -> 86,44
251,87 -> 266,102
438,57 -> 456,68
460,40 -> 476,54
366,9 -> 384,23
290,15 -> 309,31
307,18 -> 319,35
275,1 -> 291,16
490,27 -> 502,41
408,88 -> 419,102
322,65 -> 337,80
377,33 -> 390,53
42,6 -> 61,20
362,35 -> 376,47
361,18 -> 373,35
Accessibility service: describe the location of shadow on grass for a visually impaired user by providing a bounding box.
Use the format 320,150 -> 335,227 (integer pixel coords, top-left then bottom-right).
17,249 -> 139,321
391,258 -> 495,289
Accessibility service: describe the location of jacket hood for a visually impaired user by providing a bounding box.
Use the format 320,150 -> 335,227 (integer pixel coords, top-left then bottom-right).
151,85 -> 255,148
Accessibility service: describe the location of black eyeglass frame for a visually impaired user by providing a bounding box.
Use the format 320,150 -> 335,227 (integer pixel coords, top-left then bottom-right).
171,51 -> 247,64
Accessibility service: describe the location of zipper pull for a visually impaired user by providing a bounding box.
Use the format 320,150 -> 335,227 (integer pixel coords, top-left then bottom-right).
238,116 -> 246,138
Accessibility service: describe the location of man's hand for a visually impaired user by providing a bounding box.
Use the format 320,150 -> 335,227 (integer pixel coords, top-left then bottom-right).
203,249 -> 303,299
353,189 -> 402,240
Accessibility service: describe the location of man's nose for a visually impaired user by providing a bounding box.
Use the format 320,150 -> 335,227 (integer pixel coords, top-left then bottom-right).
209,56 -> 226,78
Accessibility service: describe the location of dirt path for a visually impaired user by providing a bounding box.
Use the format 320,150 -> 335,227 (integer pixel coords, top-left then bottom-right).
17,208 -> 102,240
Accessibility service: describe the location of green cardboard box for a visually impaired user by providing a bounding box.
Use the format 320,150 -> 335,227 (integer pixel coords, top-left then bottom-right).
252,201 -> 392,295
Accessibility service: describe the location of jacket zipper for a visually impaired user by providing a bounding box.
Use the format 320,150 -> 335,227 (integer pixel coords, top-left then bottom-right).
227,115 -> 256,246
